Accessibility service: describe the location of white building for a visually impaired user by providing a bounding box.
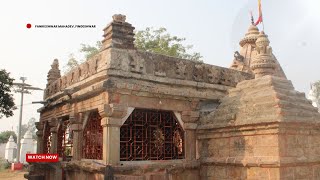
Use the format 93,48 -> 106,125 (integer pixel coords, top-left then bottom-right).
5,135 -> 17,162
20,130 -> 37,164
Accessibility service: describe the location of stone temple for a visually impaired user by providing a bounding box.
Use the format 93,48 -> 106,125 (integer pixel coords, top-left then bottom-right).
26,14 -> 320,180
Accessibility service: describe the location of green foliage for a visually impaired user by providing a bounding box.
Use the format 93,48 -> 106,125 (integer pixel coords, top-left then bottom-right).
63,54 -> 79,74
0,157 -> 10,170
135,27 -> 202,62
0,69 -> 16,119
0,131 -> 17,143
80,41 -> 102,60
63,27 -> 202,73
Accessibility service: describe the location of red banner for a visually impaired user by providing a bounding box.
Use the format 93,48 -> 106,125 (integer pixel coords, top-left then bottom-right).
26,154 -> 59,163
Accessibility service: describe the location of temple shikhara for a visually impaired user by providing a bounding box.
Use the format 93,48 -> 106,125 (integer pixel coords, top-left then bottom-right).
26,14 -> 320,180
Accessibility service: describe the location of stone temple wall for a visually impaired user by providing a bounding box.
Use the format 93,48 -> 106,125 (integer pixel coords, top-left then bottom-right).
27,14 -> 320,180
27,14 -> 253,180
197,76 -> 320,179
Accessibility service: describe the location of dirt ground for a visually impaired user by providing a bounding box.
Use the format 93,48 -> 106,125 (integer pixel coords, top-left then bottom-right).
0,169 -> 27,180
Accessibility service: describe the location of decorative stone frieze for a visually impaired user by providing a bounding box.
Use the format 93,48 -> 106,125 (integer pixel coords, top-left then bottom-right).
154,61 -> 167,77
193,64 -> 205,82
129,54 -> 144,73
176,61 -> 187,79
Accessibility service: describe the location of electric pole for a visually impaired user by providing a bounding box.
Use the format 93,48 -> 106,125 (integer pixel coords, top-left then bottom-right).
13,77 -> 42,163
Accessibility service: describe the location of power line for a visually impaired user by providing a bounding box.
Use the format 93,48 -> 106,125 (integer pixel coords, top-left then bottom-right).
12,77 -> 42,163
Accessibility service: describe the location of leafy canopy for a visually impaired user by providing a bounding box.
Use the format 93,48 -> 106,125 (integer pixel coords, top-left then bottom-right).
135,27 -> 202,62
0,131 -> 17,143
63,54 -> 79,74
80,41 -> 102,60
0,69 -> 16,118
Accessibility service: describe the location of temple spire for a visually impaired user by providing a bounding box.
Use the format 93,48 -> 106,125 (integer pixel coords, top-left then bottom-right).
250,31 -> 276,78
101,14 -> 135,50
47,59 -> 61,86
230,24 -> 287,79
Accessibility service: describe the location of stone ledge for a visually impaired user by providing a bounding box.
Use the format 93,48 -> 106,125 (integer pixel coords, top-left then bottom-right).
201,157 -> 320,168
63,159 -> 200,174
197,122 -> 320,139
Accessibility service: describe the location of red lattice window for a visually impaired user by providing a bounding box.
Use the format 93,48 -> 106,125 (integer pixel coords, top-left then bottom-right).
82,111 -> 103,159
57,120 -> 73,161
43,122 -> 52,154
120,109 -> 185,161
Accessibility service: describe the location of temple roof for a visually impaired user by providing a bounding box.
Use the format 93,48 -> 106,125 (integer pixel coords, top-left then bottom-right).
230,24 -> 287,79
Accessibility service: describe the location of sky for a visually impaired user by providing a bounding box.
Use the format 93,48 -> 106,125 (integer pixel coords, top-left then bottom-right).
0,0 -> 319,132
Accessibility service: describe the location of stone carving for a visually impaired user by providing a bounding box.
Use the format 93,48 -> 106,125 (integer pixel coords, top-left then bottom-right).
112,14 -> 126,23
103,104 -> 127,118
83,63 -> 90,78
88,58 -> 98,75
234,51 -> 244,62
47,59 -> 61,85
154,61 -> 167,77
193,64 -> 205,82
250,31 -> 276,78
129,54 -> 144,73
207,67 -> 221,84
219,69 -> 233,85
176,61 -> 187,79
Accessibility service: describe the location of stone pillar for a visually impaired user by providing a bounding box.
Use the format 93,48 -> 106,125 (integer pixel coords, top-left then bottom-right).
35,122 -> 44,153
48,118 -> 58,154
101,117 -> 121,165
181,111 -> 199,161
100,104 -> 128,165
70,113 -> 83,160
50,127 -> 58,154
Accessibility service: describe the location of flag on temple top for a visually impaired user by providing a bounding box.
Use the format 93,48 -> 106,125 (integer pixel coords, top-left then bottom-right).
255,0 -> 263,26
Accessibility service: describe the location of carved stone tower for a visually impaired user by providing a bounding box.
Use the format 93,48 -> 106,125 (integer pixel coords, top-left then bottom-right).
230,24 -> 286,79
102,14 -> 135,50
250,31 -> 276,78
47,59 -> 61,86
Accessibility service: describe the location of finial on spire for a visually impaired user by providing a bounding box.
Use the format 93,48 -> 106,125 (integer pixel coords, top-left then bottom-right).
112,14 -> 126,23
250,11 -> 255,25
250,31 -> 276,78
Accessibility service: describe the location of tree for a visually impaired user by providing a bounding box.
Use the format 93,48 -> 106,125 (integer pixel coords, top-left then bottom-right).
0,69 -> 16,119
63,54 -> 79,74
80,41 -> 102,60
135,27 -> 202,62
0,131 -> 17,143
63,27 -> 202,73
310,81 -> 320,112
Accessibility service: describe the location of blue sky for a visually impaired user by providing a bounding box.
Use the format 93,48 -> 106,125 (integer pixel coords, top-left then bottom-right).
0,0 -> 319,132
